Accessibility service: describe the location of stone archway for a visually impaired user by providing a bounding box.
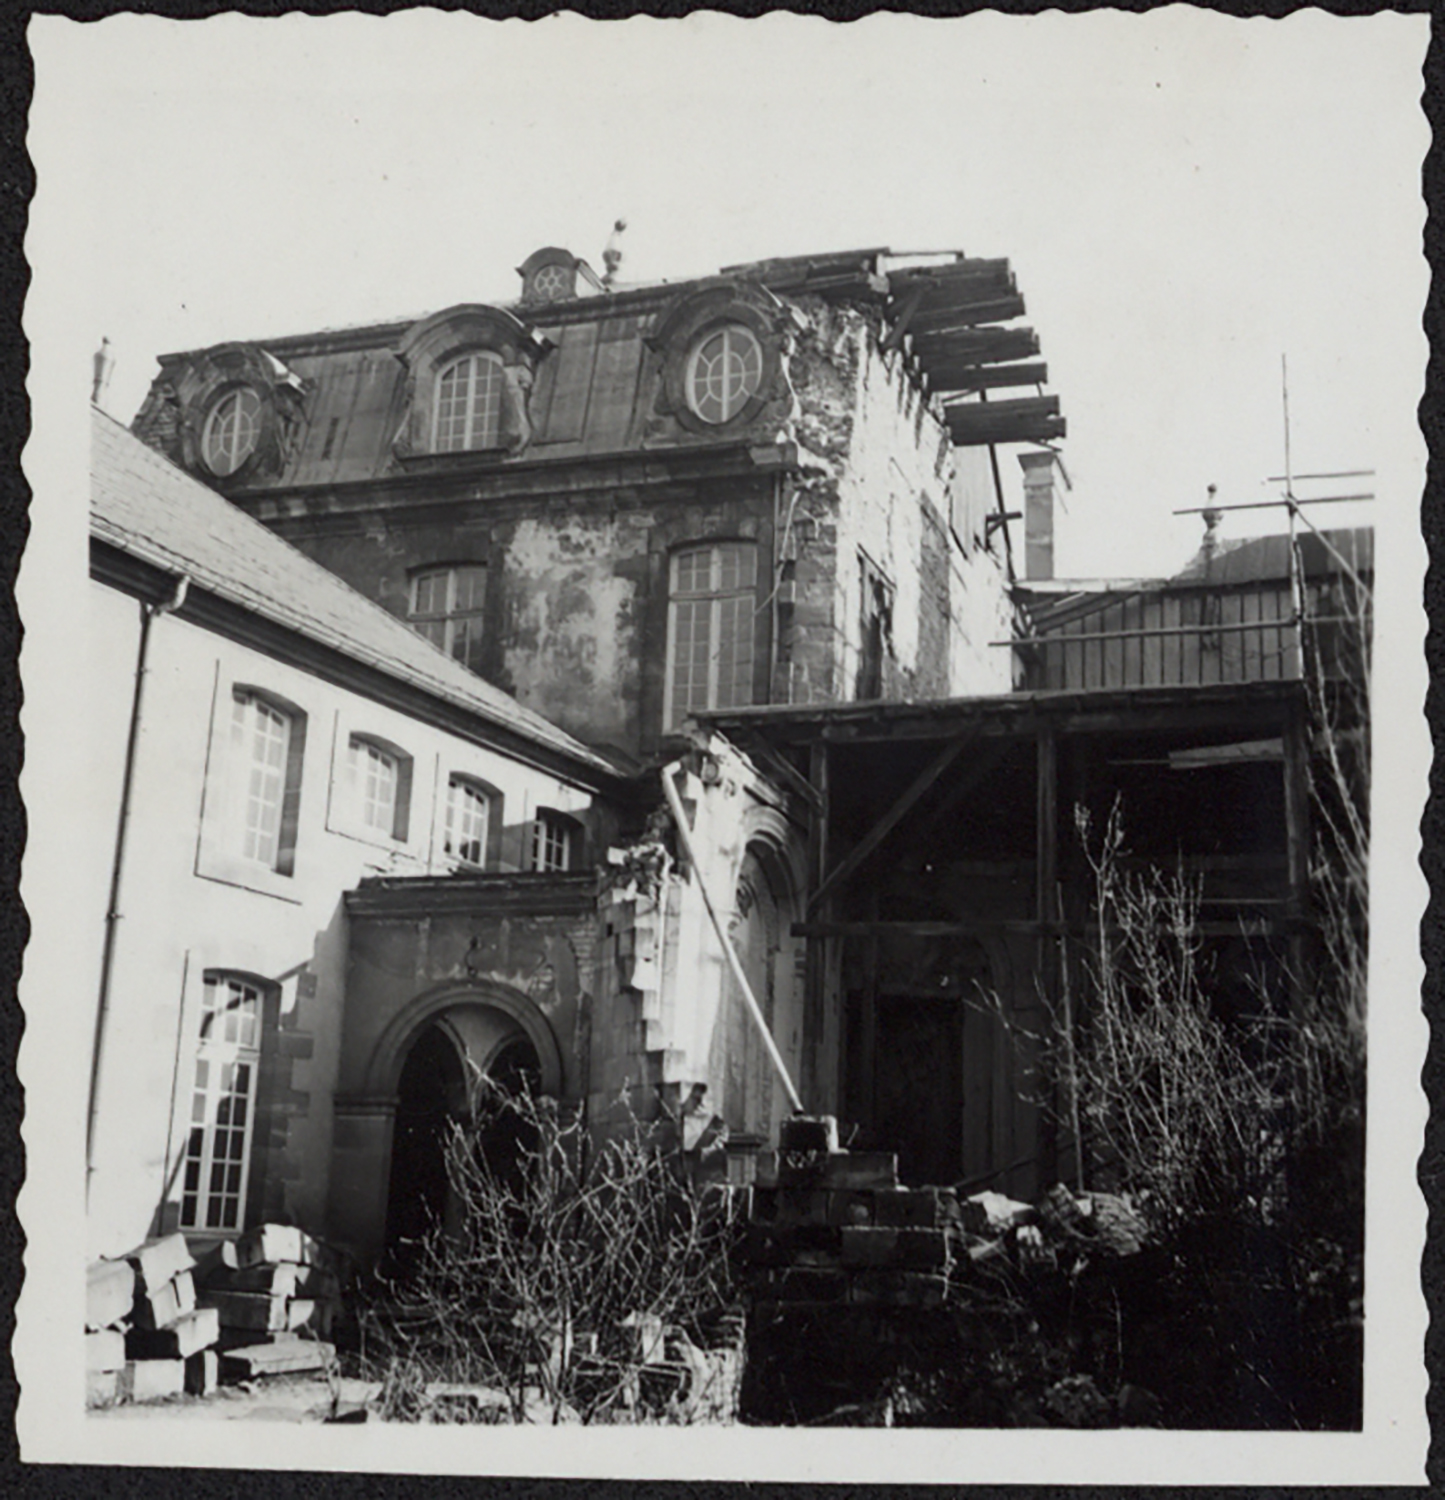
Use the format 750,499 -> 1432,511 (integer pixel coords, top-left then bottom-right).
379,1004 -> 547,1278
330,983 -> 562,1269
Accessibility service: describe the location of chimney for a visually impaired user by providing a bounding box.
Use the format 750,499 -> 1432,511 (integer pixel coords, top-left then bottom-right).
1019,450 -> 1057,581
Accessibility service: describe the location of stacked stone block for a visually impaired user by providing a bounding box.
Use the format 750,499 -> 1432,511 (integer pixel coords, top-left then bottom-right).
86,1233 -> 223,1406
738,1117 -> 957,1311
194,1223 -> 340,1381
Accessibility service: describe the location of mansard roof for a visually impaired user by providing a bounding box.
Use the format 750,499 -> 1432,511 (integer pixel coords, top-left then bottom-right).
131,248 -> 1062,490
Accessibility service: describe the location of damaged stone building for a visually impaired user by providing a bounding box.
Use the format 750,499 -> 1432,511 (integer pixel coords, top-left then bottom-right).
94,241 -> 1358,1270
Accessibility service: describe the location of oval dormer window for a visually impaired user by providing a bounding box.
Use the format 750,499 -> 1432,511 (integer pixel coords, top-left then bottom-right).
432,351 -> 504,452
686,324 -> 764,425
202,386 -> 262,477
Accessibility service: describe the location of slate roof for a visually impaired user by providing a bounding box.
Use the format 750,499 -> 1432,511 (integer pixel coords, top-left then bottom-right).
134,248 -> 1060,489
90,407 -> 621,783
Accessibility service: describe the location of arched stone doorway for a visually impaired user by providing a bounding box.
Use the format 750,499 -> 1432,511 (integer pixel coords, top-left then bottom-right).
380,1009 -> 544,1278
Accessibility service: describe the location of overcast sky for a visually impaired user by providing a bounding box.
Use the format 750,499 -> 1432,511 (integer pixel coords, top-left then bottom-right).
35,8 -> 1427,579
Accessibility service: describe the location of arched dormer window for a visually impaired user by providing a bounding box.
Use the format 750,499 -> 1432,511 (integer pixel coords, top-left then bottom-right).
394,305 -> 549,462
433,353 -> 504,453
649,282 -> 790,438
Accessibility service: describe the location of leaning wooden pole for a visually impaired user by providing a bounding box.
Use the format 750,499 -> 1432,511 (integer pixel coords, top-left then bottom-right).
662,761 -> 805,1114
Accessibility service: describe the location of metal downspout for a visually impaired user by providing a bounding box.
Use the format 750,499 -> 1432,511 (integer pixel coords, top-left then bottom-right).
661,760 -> 805,1115
87,573 -> 190,1198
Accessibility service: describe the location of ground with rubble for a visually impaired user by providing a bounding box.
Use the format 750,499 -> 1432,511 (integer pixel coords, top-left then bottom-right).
87,1111 -> 1361,1429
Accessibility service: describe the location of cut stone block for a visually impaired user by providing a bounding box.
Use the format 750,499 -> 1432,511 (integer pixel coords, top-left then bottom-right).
85,1329 -> 126,1373
198,1261 -> 338,1299
202,1290 -> 316,1333
85,1259 -> 135,1332
235,1224 -> 324,1269
122,1233 -> 194,1293
119,1358 -> 186,1403
126,1307 -> 219,1360
189,1242 -> 240,1283
841,1225 -> 950,1269
184,1349 -> 219,1397
819,1152 -> 898,1191
86,1368 -> 120,1408
132,1269 -> 196,1330
846,1271 -> 949,1309
779,1115 -> 839,1154
873,1187 -> 954,1228
219,1339 -> 333,1381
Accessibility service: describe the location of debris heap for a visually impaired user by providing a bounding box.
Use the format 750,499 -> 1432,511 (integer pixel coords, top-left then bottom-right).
195,1224 -> 341,1382
86,1233 -> 221,1406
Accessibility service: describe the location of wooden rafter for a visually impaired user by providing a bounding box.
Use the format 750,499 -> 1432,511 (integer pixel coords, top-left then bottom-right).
805,735 -> 974,915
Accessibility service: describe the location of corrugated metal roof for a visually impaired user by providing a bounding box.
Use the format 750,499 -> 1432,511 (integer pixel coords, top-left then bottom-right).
90,407 -> 619,782
1174,527 -> 1373,585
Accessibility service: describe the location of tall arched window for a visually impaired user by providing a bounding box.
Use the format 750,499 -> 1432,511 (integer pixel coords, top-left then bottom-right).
432,352 -> 504,452
665,541 -> 759,728
179,972 -> 271,1232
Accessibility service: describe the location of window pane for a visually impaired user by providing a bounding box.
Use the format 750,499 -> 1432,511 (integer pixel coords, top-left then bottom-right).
181,976 -> 262,1232
667,543 -> 757,724
235,696 -> 290,868
447,780 -> 489,866
434,354 -> 502,452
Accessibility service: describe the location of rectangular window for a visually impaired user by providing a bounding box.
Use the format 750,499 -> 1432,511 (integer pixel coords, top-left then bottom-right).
410,564 -> 487,673
230,691 -> 304,875
346,734 -> 412,842
665,542 -> 758,728
179,975 -> 262,1233
445,777 -> 492,867
532,810 -> 577,872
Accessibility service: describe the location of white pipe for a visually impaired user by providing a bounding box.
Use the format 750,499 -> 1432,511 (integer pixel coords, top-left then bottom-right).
661,761 -> 805,1115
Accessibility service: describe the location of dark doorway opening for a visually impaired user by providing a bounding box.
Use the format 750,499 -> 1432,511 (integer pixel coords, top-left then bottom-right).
471,1038 -> 543,1199
382,1023 -> 466,1281
382,1024 -> 544,1281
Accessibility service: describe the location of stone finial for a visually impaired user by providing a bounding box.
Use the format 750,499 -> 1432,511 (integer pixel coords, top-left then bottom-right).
602,218 -> 628,288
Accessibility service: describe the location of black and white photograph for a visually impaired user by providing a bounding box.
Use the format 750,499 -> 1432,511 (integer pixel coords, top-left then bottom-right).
15,8 -> 1430,1483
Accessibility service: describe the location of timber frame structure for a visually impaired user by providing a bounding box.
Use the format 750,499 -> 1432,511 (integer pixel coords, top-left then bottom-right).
703,679 -> 1314,1197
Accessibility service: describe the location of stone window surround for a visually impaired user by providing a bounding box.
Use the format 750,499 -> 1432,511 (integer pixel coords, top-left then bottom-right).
443,772 -> 505,870
393,305 -> 549,460
194,674 -> 308,904
649,282 -> 790,438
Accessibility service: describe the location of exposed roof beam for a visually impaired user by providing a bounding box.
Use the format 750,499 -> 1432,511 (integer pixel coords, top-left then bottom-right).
947,396 -> 1064,447
939,362 -> 1048,394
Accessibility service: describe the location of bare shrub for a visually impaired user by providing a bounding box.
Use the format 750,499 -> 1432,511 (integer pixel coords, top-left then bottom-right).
360,1083 -> 744,1424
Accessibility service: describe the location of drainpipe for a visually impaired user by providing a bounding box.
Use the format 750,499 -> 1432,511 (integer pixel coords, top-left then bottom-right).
660,760 -> 805,1114
87,572 -> 190,1199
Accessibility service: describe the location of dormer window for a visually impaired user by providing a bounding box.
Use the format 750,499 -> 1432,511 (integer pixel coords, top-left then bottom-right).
202,386 -> 263,477
530,263 -> 574,302
518,247 -> 580,306
686,325 -> 763,425
433,352 -> 504,452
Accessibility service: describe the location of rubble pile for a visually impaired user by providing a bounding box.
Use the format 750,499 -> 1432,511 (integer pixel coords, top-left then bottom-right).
737,1117 -> 1151,1305
86,1224 -> 345,1407
86,1233 -> 221,1406
195,1224 -> 341,1382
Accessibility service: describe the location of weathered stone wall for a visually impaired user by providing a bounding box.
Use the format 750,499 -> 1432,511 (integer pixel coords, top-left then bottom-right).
778,299 -> 1014,707
265,475 -> 777,762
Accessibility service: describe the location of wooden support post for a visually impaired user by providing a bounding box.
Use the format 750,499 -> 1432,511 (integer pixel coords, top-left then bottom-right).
1282,706 -> 1312,1018
860,887 -> 879,1138
1036,726 -> 1060,1184
807,735 -> 972,915
806,741 -> 831,1112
